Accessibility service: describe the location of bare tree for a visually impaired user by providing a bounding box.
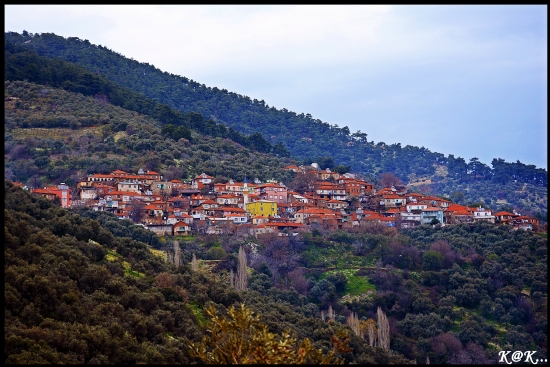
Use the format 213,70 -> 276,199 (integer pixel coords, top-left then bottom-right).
377,307 -> 390,351
154,272 -> 176,288
380,172 -> 402,188
287,268 -> 308,295
229,269 -> 235,288
233,246 -> 248,291
287,172 -> 318,193
430,239 -> 459,268
173,241 -> 181,267
363,318 -> 377,347
191,253 -> 199,272
346,312 -> 362,338
129,198 -> 145,224
191,219 -> 207,235
327,305 -> 335,321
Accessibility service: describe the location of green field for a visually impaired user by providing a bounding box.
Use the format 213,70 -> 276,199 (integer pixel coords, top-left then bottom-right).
322,268 -> 376,297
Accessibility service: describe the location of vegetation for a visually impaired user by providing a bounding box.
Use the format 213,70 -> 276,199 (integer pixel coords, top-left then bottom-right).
5,181 -> 414,364
5,178 -> 548,363
4,37 -> 289,157
4,80 -> 294,187
3,30 -> 548,364
189,303 -> 352,364
5,31 -> 546,219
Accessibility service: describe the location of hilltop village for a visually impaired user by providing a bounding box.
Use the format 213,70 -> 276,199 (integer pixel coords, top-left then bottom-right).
19,165 -> 541,237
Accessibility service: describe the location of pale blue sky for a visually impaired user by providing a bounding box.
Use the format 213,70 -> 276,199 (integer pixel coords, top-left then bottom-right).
5,5 -> 547,169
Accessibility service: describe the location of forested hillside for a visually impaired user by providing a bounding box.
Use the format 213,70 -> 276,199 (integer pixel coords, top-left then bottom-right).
5,181 -> 414,364
5,181 -> 547,363
4,80 -> 293,188
4,31 -> 547,220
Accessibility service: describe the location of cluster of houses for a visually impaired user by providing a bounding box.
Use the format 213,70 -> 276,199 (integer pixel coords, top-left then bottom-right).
19,165 -> 541,237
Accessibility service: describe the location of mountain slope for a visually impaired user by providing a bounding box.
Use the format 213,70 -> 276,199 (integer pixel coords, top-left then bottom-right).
4,31 -> 453,178
4,80 -> 294,186
5,180 -> 547,363
4,32 -> 547,218
5,181 -> 415,364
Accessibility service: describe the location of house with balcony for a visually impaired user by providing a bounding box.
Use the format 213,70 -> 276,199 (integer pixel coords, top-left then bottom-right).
314,182 -> 347,201
173,221 -> 191,236
406,203 -> 428,212
326,199 -> 348,210
494,211 -> 517,224
144,203 -> 166,218
420,207 -> 444,225
419,196 -> 451,209
380,194 -> 406,208
166,211 -> 194,225
399,211 -> 421,228
216,194 -> 240,206
87,174 -> 116,184
264,220 -> 306,236
473,207 -> 495,223
135,169 -> 163,184
511,216 -> 539,230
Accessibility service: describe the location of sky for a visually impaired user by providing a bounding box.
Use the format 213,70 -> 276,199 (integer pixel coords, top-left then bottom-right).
5,5 -> 548,169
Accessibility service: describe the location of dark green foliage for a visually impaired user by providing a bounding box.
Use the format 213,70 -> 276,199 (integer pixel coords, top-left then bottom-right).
5,38 -> 287,156
327,272 -> 348,294
5,180 -> 547,363
5,31 -> 547,218
422,250 -> 444,271
73,208 -> 162,248
4,80 -> 294,186
249,273 -> 274,294
4,30 -> 549,362
4,181 -> 244,364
